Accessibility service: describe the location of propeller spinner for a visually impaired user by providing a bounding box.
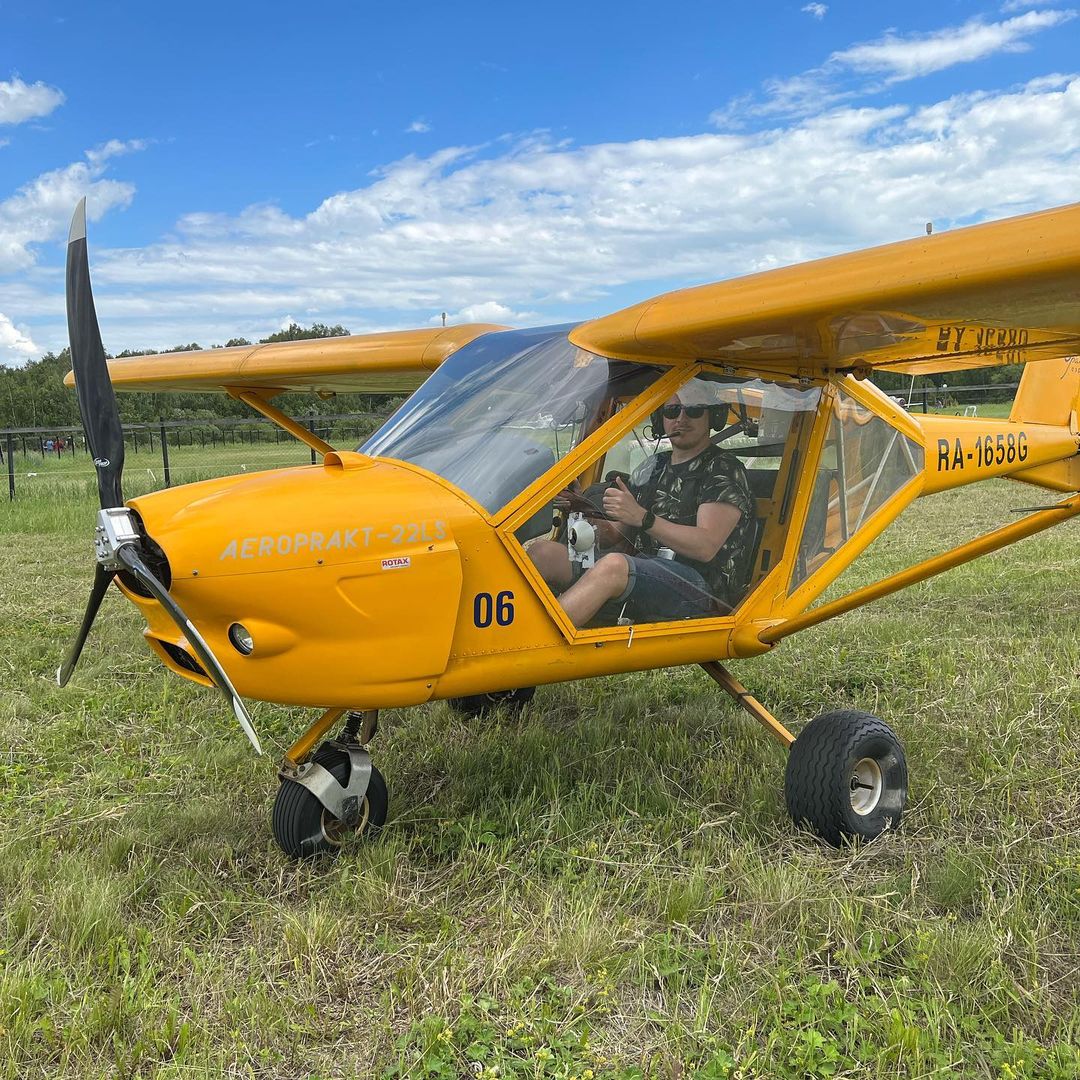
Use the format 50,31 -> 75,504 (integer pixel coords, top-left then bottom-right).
57,199 -> 262,755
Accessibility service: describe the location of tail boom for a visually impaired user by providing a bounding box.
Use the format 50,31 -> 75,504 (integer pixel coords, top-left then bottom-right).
918,412 -> 1080,495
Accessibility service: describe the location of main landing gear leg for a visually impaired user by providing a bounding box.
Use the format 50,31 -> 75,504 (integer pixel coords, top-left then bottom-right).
273,707 -> 388,860
700,660 -> 795,748
700,661 -> 907,847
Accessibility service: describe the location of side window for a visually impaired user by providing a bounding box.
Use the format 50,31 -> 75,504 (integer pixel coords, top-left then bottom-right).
792,388 -> 924,589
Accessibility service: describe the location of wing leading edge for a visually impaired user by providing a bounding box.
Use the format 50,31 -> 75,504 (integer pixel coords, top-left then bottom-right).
571,202 -> 1080,378
64,324 -> 509,396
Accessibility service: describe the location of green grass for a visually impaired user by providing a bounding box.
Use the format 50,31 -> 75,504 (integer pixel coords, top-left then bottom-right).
0,468 -> 1078,1078
916,402 -> 1013,419
4,439 -> 319,501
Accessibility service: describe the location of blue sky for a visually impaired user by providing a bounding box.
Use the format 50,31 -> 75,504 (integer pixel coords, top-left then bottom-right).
2,0 -> 1079,363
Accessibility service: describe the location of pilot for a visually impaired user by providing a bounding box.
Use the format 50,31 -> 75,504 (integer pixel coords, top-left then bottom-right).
530,379 -> 755,626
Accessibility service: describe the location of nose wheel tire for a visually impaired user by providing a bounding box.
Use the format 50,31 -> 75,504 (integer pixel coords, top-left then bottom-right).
447,686 -> 536,718
784,710 -> 907,847
272,745 -> 388,860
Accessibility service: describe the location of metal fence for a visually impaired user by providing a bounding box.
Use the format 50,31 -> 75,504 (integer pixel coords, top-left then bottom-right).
896,381 -> 1018,413
2,384 -> 1020,502
2,412 -> 387,501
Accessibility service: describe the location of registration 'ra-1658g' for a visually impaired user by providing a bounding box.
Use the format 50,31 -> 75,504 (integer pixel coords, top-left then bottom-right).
937,431 -> 1029,472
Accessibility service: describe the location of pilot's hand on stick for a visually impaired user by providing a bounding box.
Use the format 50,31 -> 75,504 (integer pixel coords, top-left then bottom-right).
603,477 -> 647,527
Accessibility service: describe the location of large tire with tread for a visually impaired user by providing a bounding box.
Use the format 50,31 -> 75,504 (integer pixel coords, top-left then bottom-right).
272,744 -> 388,860
785,710 -> 907,847
447,686 -> 536,718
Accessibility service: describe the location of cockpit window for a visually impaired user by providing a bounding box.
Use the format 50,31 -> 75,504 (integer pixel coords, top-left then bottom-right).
523,370 -> 823,630
361,326 -> 665,514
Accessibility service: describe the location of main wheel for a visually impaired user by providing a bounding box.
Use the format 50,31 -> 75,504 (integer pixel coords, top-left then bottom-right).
447,686 -> 536,718
785,710 -> 907,847
272,745 -> 388,860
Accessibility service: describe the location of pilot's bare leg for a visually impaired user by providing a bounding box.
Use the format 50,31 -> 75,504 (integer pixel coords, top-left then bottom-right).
559,553 -> 629,627
528,539 -> 574,589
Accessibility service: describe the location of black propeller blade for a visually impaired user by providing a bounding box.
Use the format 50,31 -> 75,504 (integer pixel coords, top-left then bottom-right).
58,197 -> 122,687
66,197 -> 125,510
56,564 -> 114,688
57,200 -> 261,756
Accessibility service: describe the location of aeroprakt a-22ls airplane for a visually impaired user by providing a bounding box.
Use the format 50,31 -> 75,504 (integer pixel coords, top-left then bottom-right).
59,198 -> 1080,858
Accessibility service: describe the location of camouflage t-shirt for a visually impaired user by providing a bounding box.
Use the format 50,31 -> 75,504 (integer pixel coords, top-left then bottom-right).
629,446 -> 756,608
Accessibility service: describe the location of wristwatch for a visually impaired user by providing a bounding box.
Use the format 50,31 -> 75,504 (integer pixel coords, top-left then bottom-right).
640,509 -> 656,532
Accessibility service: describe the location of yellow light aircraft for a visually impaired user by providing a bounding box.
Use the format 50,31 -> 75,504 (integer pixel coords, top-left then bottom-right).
59,198 -> 1080,858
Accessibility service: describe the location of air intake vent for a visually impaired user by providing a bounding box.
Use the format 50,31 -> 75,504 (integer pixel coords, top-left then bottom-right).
160,641 -> 207,679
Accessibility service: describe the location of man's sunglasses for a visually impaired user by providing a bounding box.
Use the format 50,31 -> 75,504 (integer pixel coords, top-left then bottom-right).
662,403 -> 708,419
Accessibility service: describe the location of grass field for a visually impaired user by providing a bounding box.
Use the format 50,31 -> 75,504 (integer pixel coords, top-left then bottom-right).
4,440 -> 321,501
1,458 -> 1077,1078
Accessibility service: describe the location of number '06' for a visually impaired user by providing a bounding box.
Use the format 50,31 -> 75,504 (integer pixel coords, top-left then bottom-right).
474,591 -> 514,627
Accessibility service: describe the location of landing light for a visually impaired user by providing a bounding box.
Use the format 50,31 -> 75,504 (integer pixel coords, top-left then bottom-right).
228,623 -> 254,655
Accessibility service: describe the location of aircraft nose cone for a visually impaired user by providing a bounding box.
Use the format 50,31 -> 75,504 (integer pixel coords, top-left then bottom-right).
123,457 -> 475,706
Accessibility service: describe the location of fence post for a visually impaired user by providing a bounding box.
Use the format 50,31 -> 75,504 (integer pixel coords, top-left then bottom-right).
160,418 -> 171,487
6,433 -> 13,500
309,415 -> 317,464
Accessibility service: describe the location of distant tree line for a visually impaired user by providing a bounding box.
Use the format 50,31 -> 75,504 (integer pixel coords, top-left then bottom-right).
0,323 -> 404,430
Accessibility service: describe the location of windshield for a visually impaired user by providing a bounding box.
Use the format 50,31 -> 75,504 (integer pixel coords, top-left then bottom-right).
361,326 -> 665,514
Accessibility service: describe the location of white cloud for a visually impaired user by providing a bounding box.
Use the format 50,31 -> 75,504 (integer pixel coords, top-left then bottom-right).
713,9 -> 1075,123
0,76 -> 65,125
0,312 -> 40,365
85,138 -> 148,167
1000,0 -> 1065,10
0,145 -> 140,273
406,119 -> 431,134
427,301 -> 539,326
834,9 -> 1076,82
802,4 -> 828,19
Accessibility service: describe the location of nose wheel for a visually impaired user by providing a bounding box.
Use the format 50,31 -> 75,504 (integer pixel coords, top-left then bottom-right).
273,710 -> 388,860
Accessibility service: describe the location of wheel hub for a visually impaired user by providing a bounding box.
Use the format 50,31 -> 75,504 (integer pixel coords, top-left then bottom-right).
321,797 -> 371,846
849,757 -> 883,815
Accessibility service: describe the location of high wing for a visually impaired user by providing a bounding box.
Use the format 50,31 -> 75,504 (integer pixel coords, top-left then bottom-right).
64,324 -> 508,396
571,202 -> 1080,378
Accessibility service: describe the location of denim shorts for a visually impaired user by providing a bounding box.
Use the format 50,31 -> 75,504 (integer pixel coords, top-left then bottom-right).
617,555 -> 714,621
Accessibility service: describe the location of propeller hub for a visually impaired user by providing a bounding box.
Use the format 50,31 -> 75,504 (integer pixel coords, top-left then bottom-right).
93,507 -> 141,570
